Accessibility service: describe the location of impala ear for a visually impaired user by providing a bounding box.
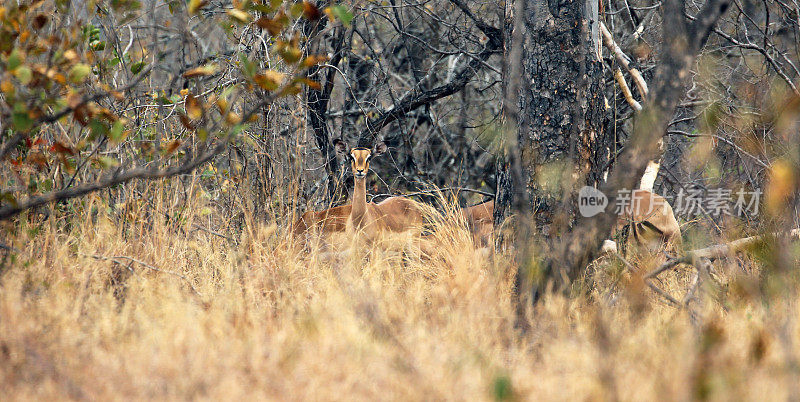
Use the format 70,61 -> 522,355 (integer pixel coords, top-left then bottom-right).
333,139 -> 348,156
373,141 -> 387,156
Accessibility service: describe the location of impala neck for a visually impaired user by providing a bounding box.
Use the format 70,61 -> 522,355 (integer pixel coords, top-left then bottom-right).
351,176 -> 368,227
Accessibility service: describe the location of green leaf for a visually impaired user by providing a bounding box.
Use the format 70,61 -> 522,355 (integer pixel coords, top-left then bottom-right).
12,113 -> 32,131
0,192 -> 18,206
69,63 -> 92,83
230,123 -> 249,137
7,48 -> 23,71
96,156 -> 120,169
89,119 -> 110,139
492,375 -> 513,401
156,94 -> 173,105
14,66 -> 32,84
41,179 -> 53,192
289,2 -> 304,18
328,5 -> 353,26
12,103 -> 33,131
109,119 -> 126,142
221,84 -> 238,100
239,53 -> 257,78
131,61 -> 146,74
276,43 -> 302,64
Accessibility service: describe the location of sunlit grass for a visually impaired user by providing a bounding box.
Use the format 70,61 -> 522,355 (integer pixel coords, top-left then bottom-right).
0,185 -> 798,400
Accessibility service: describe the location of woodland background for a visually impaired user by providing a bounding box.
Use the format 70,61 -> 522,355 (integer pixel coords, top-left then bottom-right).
1,0 -> 800,399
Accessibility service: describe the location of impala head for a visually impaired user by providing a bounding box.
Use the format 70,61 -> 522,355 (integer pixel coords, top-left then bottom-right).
334,139 -> 387,179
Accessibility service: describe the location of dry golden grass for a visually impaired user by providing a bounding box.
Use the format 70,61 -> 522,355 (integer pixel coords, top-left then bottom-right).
0,188 -> 798,400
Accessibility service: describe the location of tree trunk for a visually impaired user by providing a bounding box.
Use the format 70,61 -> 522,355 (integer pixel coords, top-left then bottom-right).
496,0 -> 607,233
501,0 -> 731,311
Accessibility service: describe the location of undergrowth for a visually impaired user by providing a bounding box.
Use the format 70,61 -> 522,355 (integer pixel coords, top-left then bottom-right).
0,184 -> 798,400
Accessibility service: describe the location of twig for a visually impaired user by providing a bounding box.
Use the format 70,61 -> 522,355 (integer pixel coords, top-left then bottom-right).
644,228 -> 800,280
191,223 -> 236,241
356,7 -> 502,144
600,22 -> 649,98
0,83 -> 283,221
682,269 -> 702,325
645,258 -> 683,279
687,228 -> 800,260
614,69 -> 643,111
611,252 -> 682,307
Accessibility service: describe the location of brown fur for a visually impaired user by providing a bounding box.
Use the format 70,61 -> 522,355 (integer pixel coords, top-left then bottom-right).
292,204 -> 352,239
346,147 -> 425,238
464,200 -> 494,247
615,189 -> 682,252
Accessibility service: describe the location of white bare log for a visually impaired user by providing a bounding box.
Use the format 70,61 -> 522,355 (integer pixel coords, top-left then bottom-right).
614,69 -> 642,111
687,229 -> 800,260
600,22 -> 649,98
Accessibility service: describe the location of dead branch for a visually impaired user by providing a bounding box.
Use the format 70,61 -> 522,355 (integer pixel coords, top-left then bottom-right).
368,186 -> 495,202
687,228 -> 800,260
614,69 -> 642,111
355,3 -> 502,145
644,228 -> 800,281
600,22 -> 649,98
645,258 -> 682,279
612,252 -> 682,307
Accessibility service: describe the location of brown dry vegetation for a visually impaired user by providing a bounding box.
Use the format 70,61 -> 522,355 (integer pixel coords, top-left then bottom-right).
1,184 -> 799,400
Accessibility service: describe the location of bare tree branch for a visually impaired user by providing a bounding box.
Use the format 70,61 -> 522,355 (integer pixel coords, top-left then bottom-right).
615,69 -> 643,111
600,21 -> 649,98
355,2 -> 502,145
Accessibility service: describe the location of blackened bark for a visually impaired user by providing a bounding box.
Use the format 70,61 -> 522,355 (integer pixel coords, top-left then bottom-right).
501,0 -> 729,307
496,0 -> 607,232
534,0 -> 731,294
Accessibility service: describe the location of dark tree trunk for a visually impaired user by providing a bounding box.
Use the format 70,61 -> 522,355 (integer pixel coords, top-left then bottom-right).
496,0 -> 607,232
500,0 -> 731,313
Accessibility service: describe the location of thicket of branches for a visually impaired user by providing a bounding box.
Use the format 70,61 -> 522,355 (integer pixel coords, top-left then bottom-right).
1,0 -> 798,247
1,1 -> 800,397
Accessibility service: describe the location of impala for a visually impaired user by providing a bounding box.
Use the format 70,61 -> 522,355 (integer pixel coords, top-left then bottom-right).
334,140 -> 426,239
465,200 -> 494,247
602,189 -> 682,254
294,140 -> 493,247
292,204 -> 351,241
